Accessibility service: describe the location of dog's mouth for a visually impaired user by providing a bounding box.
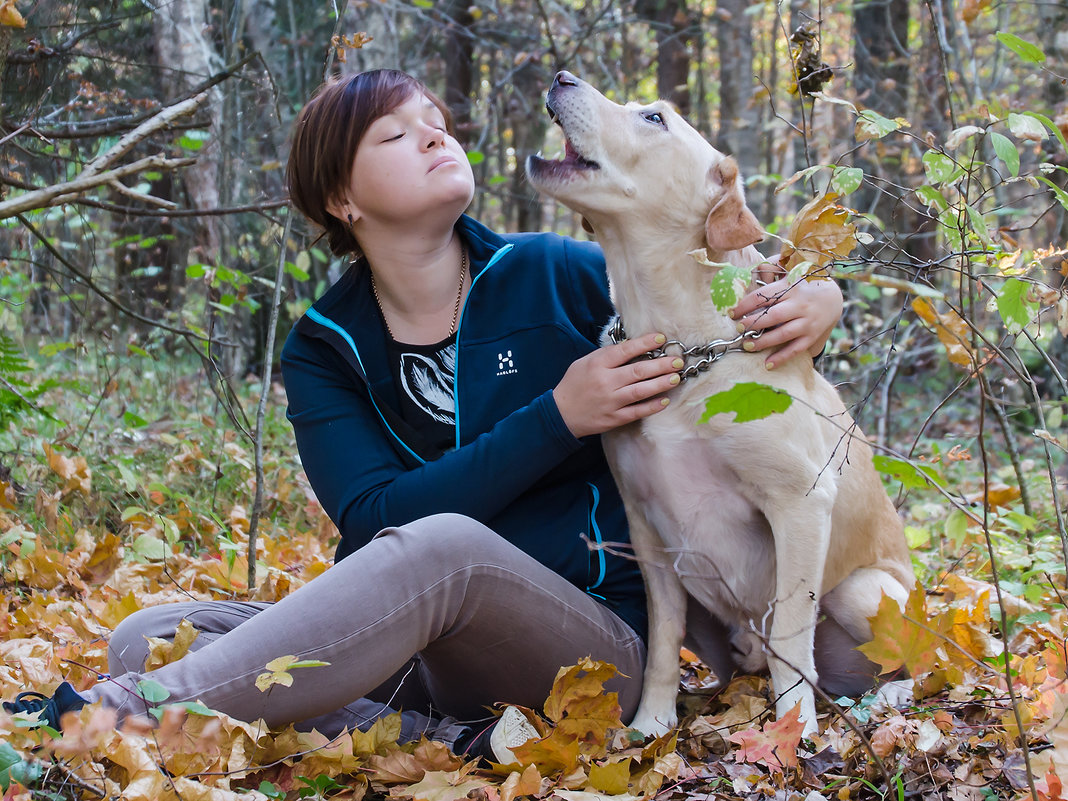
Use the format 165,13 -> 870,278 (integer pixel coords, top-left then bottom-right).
527,102 -> 600,179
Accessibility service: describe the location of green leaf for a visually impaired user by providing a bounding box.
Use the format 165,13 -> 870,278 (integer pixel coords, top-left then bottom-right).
904,525 -> 931,549
996,277 -> 1035,334
914,184 -> 948,212
136,678 -> 171,704
856,109 -> 904,141
123,410 -> 148,428
131,534 -> 168,561
995,32 -> 1047,64
922,151 -> 958,184
706,262 -> 753,313
171,701 -> 217,716
467,150 -> 485,165
965,203 -> 992,245
259,781 -> 287,801
1008,113 -> 1048,142
831,166 -> 863,195
1037,176 -> 1068,212
990,131 -> 1019,177
285,258 -> 310,281
0,741 -> 41,791
1023,111 -> 1068,153
186,263 -> 207,278
699,382 -> 793,424
872,454 -> 939,490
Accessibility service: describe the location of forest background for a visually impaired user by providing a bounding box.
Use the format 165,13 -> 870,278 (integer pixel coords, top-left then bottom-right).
1,0 -> 1068,798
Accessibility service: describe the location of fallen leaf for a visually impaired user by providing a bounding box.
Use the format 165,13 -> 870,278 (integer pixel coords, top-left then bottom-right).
727,703 -> 804,773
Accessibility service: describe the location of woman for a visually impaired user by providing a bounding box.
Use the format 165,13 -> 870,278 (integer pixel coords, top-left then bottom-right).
5,69 -> 843,759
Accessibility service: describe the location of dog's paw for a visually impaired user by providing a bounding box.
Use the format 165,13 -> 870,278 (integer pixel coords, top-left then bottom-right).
628,710 -> 677,739
871,678 -> 914,710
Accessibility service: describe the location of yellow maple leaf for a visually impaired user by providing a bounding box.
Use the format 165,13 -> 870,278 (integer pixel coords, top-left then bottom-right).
254,654 -> 330,692
587,756 -> 632,794
0,0 -> 26,27
145,618 -> 200,670
859,583 -> 942,676
543,657 -> 623,744
500,763 -> 542,801
393,767 -> 491,801
780,192 -> 859,274
911,297 -> 976,367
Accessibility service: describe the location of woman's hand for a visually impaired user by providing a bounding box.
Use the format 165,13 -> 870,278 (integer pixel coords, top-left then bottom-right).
729,262 -> 843,370
554,332 -> 683,439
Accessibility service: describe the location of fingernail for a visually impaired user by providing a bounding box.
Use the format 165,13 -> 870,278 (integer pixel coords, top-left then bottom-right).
743,341 -> 755,351
654,334 -> 666,345
728,309 -> 737,320
660,398 -> 670,406
672,358 -> 684,370
669,374 -> 680,385
735,321 -> 745,334
765,360 -> 775,370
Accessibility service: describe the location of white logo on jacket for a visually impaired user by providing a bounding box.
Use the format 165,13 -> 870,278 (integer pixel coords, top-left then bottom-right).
497,350 -> 518,376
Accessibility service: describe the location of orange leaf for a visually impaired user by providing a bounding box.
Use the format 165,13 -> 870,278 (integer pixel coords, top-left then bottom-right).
0,0 -> 26,27
727,702 -> 804,773
780,192 -> 859,273
858,583 -> 941,676
911,298 -> 976,367
43,443 -> 92,495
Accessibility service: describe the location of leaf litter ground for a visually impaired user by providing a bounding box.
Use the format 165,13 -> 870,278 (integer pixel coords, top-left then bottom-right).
1,385 -> 1067,801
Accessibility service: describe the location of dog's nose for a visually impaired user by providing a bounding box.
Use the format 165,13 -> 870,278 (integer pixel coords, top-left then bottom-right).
553,70 -> 579,89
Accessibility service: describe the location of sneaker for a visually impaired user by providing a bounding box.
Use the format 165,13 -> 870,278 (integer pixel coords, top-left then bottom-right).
487,705 -> 540,765
3,681 -> 87,730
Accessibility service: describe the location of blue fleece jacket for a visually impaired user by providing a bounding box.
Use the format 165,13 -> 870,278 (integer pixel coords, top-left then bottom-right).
280,215 -> 647,640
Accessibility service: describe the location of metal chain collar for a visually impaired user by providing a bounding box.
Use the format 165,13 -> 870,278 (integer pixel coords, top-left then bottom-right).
607,316 -> 762,381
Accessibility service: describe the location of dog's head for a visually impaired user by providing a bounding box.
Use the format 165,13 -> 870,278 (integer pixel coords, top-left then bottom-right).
526,71 -> 763,255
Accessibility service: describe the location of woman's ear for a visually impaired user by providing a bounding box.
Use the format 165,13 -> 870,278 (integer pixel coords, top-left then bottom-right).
325,196 -> 360,229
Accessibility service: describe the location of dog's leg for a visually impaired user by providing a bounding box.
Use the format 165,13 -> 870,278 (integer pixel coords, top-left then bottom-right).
626,511 -> 688,738
762,485 -> 835,737
820,568 -> 913,707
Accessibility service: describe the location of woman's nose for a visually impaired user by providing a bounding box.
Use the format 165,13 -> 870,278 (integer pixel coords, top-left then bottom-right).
424,127 -> 445,149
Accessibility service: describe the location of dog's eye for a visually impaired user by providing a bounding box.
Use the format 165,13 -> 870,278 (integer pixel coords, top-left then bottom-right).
642,111 -> 666,127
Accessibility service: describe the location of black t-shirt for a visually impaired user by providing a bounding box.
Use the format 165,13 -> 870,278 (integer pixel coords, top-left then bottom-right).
384,333 -> 457,454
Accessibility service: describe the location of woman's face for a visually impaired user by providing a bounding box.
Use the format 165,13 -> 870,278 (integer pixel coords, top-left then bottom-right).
342,91 -> 475,227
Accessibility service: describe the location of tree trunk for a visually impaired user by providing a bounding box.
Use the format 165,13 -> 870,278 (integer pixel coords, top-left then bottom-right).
154,0 -> 222,268
636,0 -> 692,116
442,0 -> 476,147
715,0 -> 759,181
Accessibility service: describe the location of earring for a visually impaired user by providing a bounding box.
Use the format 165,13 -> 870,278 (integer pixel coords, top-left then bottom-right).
346,213 -> 355,233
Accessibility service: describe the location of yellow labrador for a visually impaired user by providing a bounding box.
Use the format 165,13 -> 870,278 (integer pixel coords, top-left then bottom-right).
526,71 -> 914,738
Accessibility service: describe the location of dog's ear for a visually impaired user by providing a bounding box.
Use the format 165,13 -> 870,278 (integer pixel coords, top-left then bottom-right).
705,157 -> 764,252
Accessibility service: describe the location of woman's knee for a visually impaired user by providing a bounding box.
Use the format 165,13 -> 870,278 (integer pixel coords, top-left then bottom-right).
374,514 -> 520,572
107,604 -> 197,674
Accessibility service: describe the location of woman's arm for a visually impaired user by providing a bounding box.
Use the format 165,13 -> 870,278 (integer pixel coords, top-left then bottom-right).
282,324 -> 678,557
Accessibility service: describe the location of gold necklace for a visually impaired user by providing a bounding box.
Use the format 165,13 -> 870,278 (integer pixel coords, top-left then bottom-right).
371,246 -> 468,341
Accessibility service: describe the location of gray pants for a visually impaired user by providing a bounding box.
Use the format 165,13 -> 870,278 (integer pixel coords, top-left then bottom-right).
83,514 -> 646,748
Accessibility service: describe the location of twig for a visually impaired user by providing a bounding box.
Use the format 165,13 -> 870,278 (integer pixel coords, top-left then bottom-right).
247,211 -> 292,591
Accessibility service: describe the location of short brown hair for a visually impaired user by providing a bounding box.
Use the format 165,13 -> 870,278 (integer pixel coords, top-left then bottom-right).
286,69 -> 454,257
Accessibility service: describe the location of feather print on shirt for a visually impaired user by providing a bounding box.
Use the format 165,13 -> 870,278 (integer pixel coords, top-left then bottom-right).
399,342 -> 456,426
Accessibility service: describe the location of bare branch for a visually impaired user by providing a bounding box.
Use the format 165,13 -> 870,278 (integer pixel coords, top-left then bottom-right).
0,155 -> 195,219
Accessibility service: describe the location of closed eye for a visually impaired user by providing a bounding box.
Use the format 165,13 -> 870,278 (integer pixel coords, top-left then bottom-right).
642,111 -> 667,128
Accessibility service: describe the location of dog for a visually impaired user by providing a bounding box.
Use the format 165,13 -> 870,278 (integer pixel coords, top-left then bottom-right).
526,71 -> 915,738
